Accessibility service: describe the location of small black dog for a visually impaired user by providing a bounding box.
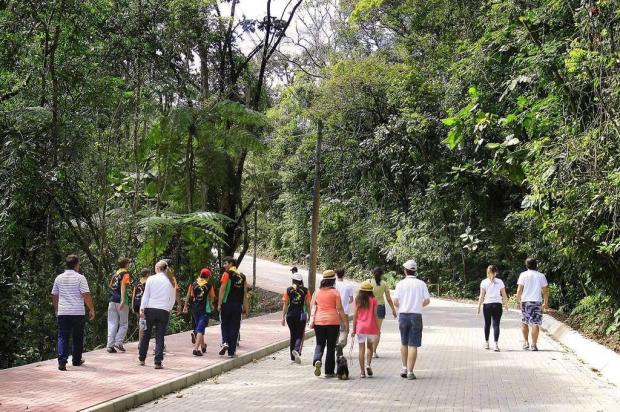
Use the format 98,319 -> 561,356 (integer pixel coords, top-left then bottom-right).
336,344 -> 349,380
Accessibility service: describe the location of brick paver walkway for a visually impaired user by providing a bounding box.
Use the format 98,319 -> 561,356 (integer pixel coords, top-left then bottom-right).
0,257 -> 336,412
134,299 -> 619,412
0,312 -> 289,412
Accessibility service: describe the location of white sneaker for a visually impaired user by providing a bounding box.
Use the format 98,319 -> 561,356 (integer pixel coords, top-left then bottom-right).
494,343 -> 500,352
292,350 -> 301,364
484,341 -> 490,350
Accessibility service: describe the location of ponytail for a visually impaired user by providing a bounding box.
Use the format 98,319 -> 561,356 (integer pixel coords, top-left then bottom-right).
373,267 -> 384,286
155,260 -> 175,287
165,268 -> 175,287
486,265 -> 498,284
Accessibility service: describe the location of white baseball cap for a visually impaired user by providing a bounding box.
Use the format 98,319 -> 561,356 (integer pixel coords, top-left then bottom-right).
403,259 -> 417,271
292,273 -> 303,282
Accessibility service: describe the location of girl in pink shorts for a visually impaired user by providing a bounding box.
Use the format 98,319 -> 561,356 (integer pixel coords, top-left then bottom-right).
351,280 -> 380,378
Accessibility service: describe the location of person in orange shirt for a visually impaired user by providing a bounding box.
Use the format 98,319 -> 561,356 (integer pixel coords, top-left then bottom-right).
107,257 -> 131,353
183,268 -> 216,356
217,257 -> 249,357
282,268 -> 312,364
309,270 -> 349,377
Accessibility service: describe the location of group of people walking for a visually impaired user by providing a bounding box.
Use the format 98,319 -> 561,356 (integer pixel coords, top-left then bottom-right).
476,258 -> 549,352
280,257 -> 549,380
51,254 -> 248,370
51,253 -> 549,378
281,259 -> 429,380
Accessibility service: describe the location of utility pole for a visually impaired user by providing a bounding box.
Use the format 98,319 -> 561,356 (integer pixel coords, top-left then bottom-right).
308,120 -> 323,293
253,207 -> 257,288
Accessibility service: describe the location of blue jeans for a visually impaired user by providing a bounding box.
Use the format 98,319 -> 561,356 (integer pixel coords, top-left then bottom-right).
57,315 -> 85,366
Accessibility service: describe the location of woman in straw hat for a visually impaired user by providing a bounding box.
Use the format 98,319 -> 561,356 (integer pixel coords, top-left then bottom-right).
309,270 -> 348,377
352,280 -> 380,378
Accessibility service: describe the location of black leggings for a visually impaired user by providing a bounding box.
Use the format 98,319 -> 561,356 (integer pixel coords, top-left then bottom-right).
313,324 -> 339,374
286,314 -> 307,360
483,303 -> 503,342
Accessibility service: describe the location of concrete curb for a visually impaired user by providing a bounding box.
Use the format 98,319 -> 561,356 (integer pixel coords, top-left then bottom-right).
541,314 -> 620,387
82,329 -> 316,412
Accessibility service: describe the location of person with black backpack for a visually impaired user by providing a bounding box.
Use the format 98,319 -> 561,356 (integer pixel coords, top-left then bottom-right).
217,256 -> 248,358
132,268 -> 151,344
183,268 -> 215,356
282,268 -> 311,364
107,258 -> 131,353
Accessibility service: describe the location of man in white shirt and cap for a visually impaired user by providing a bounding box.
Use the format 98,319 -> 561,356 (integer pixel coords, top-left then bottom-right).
516,257 -> 549,351
393,259 -> 430,380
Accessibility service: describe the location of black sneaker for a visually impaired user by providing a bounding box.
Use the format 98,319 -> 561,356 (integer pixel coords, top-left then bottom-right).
139,360 -> 145,366
366,366 -> 373,377
114,344 -> 126,353
191,332 -> 196,344
219,343 -> 228,356
407,372 -> 417,380
107,347 -> 117,354
58,364 -> 67,371
73,359 -> 85,366
400,368 -> 407,378
531,344 -> 539,351
201,344 -> 207,354
193,350 -> 203,357
154,363 -> 163,369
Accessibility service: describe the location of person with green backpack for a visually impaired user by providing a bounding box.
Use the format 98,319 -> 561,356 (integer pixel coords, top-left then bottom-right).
282,268 -> 311,364
217,256 -> 249,358
183,268 -> 215,356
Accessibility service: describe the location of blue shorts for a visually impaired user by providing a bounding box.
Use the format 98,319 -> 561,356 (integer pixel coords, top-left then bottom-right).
194,312 -> 209,335
521,302 -> 543,325
377,304 -> 386,319
399,313 -> 423,347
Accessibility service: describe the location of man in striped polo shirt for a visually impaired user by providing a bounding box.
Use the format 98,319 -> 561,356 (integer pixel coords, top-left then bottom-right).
51,255 -> 96,371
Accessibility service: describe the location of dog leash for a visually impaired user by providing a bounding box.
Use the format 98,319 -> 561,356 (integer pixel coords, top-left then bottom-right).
348,335 -> 355,364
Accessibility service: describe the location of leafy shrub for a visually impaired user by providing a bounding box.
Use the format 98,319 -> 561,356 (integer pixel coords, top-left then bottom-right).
570,294 -> 617,336
547,283 -> 564,311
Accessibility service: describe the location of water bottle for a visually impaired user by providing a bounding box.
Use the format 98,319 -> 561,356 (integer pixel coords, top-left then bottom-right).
139,318 -> 146,331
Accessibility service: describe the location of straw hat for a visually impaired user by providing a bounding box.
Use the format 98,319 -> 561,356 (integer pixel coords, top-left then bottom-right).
322,269 -> 336,279
360,280 -> 374,292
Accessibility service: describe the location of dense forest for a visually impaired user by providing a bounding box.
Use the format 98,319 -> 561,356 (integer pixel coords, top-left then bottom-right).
1,0 -> 620,368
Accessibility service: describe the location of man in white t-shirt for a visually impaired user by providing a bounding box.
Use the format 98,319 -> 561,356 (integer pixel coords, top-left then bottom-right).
393,259 -> 430,380
335,268 -> 355,347
516,258 -> 549,351
335,268 -> 355,315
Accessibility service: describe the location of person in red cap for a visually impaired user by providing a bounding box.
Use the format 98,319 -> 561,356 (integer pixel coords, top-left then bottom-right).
183,268 -> 215,356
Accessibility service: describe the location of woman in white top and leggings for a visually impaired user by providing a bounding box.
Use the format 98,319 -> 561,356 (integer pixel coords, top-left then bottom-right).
138,260 -> 176,368
477,265 -> 508,351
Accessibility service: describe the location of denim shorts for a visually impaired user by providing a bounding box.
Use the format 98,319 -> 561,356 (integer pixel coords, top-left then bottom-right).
521,302 -> 543,325
194,312 -> 209,334
377,304 -> 386,319
399,313 -> 423,347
